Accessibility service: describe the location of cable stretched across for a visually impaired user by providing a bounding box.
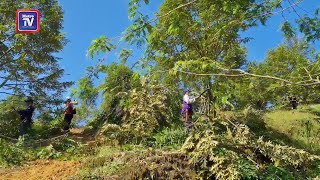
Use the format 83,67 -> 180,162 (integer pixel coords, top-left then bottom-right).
0,132 -> 70,146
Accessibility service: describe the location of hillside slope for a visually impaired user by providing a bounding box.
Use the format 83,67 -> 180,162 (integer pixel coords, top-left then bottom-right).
264,105 -> 320,153
1,107 -> 320,179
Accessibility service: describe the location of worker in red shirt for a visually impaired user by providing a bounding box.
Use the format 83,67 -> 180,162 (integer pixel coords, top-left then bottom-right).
63,97 -> 77,132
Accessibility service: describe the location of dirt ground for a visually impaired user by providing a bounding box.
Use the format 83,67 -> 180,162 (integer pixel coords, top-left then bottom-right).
0,160 -> 81,180
0,129 -> 95,180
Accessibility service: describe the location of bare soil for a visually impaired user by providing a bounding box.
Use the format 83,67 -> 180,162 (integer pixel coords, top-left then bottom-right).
0,128 -> 95,180
0,160 -> 81,180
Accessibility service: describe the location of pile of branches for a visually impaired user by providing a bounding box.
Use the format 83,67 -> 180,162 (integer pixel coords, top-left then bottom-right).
80,149 -> 196,179
96,81 -> 180,144
181,113 -> 320,179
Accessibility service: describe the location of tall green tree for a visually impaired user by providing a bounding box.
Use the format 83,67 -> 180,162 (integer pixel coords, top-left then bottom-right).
137,0 -> 284,113
71,76 -> 98,122
0,0 -> 72,112
125,0 -> 320,110
247,40 -> 320,106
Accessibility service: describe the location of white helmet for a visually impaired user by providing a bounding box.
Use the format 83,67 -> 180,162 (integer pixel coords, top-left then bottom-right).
66,96 -> 71,100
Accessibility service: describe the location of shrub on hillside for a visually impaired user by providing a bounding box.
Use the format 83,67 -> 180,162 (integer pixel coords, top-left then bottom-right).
151,127 -> 186,149
181,115 -> 320,179
79,148 -> 196,179
0,139 -> 29,166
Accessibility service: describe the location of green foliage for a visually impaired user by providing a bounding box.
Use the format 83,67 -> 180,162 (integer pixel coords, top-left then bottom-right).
36,145 -> 62,160
79,147 -> 196,179
52,138 -> 83,155
0,0 -> 73,109
0,96 -> 25,137
35,138 -> 83,160
71,76 -> 98,120
281,21 -> 296,39
296,14 -> 320,42
308,104 -> 320,116
75,1 -> 320,179
99,124 -> 136,145
87,35 -> 115,60
126,0 -> 151,46
121,83 -> 173,136
264,109 -> 320,153
151,127 -> 186,149
100,62 -> 139,98
237,40 -> 320,109
120,82 -> 178,135
0,99 -> 64,140
181,114 -> 320,179
261,165 -> 294,180
309,160 -> 320,179
31,115 -> 65,139
95,75 -> 182,144
83,111 -> 108,136
95,63 -> 140,130
237,158 -> 259,179
119,49 -> 133,64
0,139 -> 28,167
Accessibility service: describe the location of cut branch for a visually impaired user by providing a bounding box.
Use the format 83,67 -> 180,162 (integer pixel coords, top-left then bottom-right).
0,92 -> 24,96
155,66 -> 320,86
155,0 -> 198,21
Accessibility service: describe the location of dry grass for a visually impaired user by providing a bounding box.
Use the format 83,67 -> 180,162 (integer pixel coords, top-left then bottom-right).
264,109 -> 320,153
0,160 -> 80,180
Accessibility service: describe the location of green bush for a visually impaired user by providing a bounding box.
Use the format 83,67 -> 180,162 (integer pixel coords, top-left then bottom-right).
36,145 -> 62,160
32,115 -> 65,139
98,124 -> 148,145
0,98 -> 25,138
309,105 -> 320,116
35,138 -> 84,160
237,158 -> 259,179
52,138 -> 83,155
261,165 -> 294,180
151,127 -> 186,149
0,139 -> 29,167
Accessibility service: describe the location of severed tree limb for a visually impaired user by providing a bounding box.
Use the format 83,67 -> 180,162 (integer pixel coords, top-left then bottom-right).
0,91 -> 24,96
155,66 -> 320,86
303,67 -> 313,81
0,77 -> 11,89
154,0 -> 198,21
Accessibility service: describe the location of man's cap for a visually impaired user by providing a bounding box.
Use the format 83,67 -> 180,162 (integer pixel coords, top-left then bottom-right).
66,96 -> 71,100
184,88 -> 191,93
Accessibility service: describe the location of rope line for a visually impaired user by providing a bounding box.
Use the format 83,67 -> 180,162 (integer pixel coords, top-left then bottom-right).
0,132 -> 70,145
0,134 -> 19,142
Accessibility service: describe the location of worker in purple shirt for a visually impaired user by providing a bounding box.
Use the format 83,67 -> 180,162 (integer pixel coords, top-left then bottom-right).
181,88 -> 200,133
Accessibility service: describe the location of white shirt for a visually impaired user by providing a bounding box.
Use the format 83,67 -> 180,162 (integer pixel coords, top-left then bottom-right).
183,94 -> 196,104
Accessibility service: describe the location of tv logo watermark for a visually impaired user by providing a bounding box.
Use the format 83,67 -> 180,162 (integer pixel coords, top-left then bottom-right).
16,10 -> 40,34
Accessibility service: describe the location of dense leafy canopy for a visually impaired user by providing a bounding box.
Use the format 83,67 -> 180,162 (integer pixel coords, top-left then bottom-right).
0,0 -> 72,110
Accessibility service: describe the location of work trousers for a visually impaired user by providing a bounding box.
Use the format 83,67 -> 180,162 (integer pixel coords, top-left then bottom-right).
64,114 -> 73,131
182,109 -> 193,133
20,120 -> 32,136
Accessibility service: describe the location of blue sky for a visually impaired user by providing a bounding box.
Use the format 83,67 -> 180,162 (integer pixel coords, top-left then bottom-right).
56,0 -> 319,98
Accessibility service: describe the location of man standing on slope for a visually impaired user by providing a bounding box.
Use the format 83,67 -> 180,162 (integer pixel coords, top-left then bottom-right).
182,88 -> 200,133
289,96 -> 298,110
13,97 -> 35,136
63,97 -> 77,132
